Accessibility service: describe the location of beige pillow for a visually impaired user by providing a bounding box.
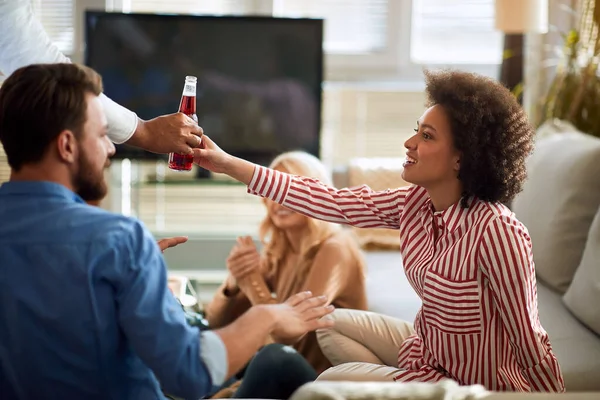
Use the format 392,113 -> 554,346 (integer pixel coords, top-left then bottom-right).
512,131 -> 600,293
290,380 -> 488,400
347,158 -> 408,250
563,207 -> 600,335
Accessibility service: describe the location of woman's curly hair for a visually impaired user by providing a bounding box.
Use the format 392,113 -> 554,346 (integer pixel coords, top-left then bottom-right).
424,69 -> 534,206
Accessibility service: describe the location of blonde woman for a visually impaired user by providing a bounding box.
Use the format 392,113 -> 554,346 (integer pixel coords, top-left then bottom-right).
205,151 -> 368,374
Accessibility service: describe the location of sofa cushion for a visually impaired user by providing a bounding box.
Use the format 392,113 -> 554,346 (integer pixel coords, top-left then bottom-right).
364,251 -> 421,322
563,207 -> 600,336
347,158 -> 408,250
512,130 -> 600,293
537,282 -> 600,391
291,380 -> 489,400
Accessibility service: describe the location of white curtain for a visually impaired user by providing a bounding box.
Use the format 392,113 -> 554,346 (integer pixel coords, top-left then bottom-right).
524,0 -> 579,123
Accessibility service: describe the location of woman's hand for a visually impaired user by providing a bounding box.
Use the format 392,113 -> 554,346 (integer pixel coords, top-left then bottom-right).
192,134 -> 232,174
225,236 -> 262,291
193,135 -> 257,185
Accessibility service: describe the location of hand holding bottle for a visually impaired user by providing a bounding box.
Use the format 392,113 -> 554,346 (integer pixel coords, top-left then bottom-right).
193,134 -> 256,185
133,113 -> 203,155
128,112 -> 203,156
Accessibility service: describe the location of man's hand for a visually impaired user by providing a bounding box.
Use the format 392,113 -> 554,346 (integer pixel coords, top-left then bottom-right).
157,236 -> 188,253
127,113 -> 203,155
212,291 -> 333,379
267,291 -> 335,343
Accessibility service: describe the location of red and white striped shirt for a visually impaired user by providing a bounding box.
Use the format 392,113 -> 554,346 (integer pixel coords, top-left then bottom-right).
248,166 -> 565,392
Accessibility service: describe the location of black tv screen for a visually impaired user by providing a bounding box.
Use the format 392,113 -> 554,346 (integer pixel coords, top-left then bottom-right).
84,11 -> 323,169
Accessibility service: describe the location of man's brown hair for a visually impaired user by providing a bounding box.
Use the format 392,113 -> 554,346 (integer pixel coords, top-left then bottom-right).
0,63 -> 103,171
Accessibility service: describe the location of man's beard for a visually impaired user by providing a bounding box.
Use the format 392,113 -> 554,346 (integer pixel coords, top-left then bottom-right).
73,148 -> 108,203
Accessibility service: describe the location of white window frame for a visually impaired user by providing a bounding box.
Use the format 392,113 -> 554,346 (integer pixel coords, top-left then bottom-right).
72,0 -> 500,81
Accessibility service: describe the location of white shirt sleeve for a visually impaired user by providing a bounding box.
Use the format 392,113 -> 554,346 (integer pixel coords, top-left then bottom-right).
0,0 -> 138,144
199,331 -> 228,387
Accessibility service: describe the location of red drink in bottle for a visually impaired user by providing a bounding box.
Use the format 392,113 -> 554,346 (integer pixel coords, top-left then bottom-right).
168,76 -> 198,171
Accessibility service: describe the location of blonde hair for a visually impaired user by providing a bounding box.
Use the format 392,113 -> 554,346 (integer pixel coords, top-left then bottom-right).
259,151 -> 361,281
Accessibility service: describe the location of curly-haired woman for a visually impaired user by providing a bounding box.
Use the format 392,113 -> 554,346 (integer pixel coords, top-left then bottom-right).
193,69 -> 564,393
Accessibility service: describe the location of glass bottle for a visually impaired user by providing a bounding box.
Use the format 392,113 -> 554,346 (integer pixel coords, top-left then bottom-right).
168,76 -> 198,171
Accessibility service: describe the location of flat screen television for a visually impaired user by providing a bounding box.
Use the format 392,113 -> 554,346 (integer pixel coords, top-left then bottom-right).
84,11 -> 323,173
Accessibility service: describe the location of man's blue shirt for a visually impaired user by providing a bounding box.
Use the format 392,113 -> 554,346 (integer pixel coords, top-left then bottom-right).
0,181 -> 226,399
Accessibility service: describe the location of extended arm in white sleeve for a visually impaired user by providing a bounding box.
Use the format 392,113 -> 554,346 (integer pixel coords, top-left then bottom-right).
0,0 -> 138,144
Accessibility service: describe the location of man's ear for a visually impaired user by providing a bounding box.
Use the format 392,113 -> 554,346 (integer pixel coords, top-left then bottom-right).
56,130 -> 78,164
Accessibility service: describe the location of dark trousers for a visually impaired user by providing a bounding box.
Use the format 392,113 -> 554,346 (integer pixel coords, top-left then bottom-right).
233,344 -> 317,400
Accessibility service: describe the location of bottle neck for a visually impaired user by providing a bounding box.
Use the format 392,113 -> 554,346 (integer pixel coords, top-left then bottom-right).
179,78 -> 197,117
182,82 -> 196,97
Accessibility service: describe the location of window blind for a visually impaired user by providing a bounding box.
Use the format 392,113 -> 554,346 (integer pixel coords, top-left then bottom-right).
411,0 -> 503,64
273,0 -> 388,54
32,0 -> 75,55
124,0 -> 247,15
0,146 -> 9,184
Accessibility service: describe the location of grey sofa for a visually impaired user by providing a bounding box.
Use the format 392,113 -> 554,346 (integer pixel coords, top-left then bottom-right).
510,122 -> 600,391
